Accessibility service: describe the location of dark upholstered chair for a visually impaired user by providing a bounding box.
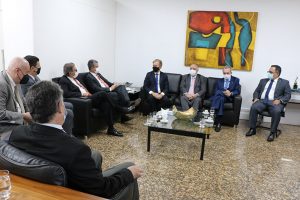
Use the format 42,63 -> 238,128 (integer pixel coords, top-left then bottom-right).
165,73 -> 182,106
0,141 -> 67,186
203,77 -> 242,127
52,73 -> 106,137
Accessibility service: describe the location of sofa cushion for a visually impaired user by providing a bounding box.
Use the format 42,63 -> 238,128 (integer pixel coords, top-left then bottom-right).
0,141 -> 67,186
166,73 -> 182,95
206,77 -> 219,98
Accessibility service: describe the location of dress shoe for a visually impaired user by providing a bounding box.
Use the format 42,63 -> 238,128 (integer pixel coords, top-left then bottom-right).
107,128 -> 123,137
119,105 -> 135,114
121,115 -> 133,123
245,128 -> 256,137
214,123 -> 221,132
267,132 -> 275,142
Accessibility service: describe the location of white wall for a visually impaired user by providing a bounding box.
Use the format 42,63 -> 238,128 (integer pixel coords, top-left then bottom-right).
115,0 -> 300,124
33,0 -> 116,81
1,0 -> 34,66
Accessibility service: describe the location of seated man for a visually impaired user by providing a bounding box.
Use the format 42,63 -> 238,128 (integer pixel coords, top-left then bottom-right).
59,63 -> 132,137
9,80 -> 143,199
21,55 -> 74,135
0,57 -> 32,140
246,65 -> 291,142
85,59 -> 140,123
180,64 -> 206,111
210,66 -> 240,132
143,59 -> 170,113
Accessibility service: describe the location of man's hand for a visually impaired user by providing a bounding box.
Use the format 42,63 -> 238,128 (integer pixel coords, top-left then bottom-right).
152,92 -> 162,100
128,165 -> 143,179
110,84 -> 119,91
253,98 -> 259,104
185,93 -> 193,100
83,92 -> 92,97
22,112 -> 32,123
273,99 -> 281,105
223,90 -> 231,97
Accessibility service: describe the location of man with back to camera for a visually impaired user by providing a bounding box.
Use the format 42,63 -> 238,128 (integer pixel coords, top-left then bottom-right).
0,57 -> 32,140
85,59 -> 141,123
143,59 -> 170,114
210,66 -> 240,132
245,65 -> 291,142
179,64 -> 206,111
21,55 -> 74,136
9,80 -> 143,199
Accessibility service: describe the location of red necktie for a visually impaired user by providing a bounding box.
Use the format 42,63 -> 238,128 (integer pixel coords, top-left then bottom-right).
96,74 -> 109,88
73,78 -> 88,93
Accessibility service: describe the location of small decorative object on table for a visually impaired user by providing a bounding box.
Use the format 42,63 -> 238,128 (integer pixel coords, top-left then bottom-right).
172,106 -> 197,120
293,76 -> 298,89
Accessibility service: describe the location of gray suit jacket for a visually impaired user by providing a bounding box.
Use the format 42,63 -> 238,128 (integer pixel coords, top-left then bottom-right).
21,75 -> 40,96
180,74 -> 207,98
0,71 -> 26,133
253,78 -> 291,104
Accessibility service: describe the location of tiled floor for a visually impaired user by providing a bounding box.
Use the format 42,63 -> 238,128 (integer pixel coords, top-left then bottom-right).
85,113 -> 300,200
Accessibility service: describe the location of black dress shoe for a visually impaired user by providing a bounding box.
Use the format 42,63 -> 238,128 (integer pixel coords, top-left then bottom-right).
107,128 -> 123,137
245,128 -> 256,137
121,115 -> 133,123
119,106 -> 135,114
214,123 -> 221,132
267,132 -> 275,142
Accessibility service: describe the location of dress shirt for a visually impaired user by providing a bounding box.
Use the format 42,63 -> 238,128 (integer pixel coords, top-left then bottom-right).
40,123 -> 65,133
7,72 -> 21,113
261,78 -> 279,101
149,72 -> 164,96
67,77 -> 86,95
91,72 -> 109,88
188,76 -> 196,95
224,77 -> 231,89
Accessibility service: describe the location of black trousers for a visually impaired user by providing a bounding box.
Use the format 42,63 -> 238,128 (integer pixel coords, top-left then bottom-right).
249,100 -> 284,133
146,94 -> 171,113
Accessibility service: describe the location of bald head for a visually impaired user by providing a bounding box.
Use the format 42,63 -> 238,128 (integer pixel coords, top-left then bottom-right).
6,57 -> 30,84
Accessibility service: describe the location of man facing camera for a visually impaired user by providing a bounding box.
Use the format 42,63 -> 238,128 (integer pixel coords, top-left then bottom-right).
143,59 -> 170,113
85,59 -> 140,123
9,81 -> 143,199
246,65 -> 291,142
180,64 -> 206,111
210,66 -> 240,132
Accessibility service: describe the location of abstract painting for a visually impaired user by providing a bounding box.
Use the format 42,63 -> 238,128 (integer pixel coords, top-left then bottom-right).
185,11 -> 258,71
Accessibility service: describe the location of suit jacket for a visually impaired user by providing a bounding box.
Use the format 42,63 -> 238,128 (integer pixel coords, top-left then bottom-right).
180,74 -> 207,98
143,71 -> 169,95
21,75 -> 41,96
59,75 -> 84,98
253,78 -> 291,104
9,123 -> 134,198
214,76 -> 240,97
85,72 -> 113,94
0,71 -> 27,131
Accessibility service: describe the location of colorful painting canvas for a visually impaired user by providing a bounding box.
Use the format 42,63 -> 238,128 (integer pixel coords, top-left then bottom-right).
185,11 -> 258,71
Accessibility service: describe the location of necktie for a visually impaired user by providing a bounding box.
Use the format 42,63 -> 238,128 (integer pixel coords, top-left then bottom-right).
96,74 -> 109,88
263,80 -> 274,103
73,78 -> 88,93
14,86 -> 25,113
155,73 -> 159,93
188,77 -> 195,95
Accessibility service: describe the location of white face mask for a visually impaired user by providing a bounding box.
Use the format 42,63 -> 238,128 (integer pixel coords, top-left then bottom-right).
224,74 -> 231,80
190,69 -> 197,77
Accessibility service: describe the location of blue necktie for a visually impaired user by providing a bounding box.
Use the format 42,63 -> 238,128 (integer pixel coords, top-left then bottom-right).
155,73 -> 159,93
263,80 -> 274,103
224,79 -> 229,89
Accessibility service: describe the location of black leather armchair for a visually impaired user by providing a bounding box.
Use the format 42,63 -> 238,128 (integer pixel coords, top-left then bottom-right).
0,141 -> 67,186
203,77 -> 242,126
52,73 -> 106,137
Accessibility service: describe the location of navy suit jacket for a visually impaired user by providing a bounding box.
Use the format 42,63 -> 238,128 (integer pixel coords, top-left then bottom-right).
143,71 -> 169,95
85,72 -> 113,94
214,76 -> 240,97
9,123 -> 134,198
253,78 -> 291,104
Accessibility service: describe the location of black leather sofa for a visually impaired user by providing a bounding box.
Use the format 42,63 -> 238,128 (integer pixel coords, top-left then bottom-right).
140,73 -> 242,127
52,73 -> 107,137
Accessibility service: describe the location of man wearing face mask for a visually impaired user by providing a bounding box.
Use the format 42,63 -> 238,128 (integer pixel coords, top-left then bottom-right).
246,65 -> 291,142
0,57 -> 32,140
179,64 -> 207,111
143,59 -> 170,114
210,66 -> 240,132
20,55 -> 74,136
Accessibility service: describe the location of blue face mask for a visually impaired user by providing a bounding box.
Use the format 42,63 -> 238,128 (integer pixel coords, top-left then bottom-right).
267,72 -> 273,80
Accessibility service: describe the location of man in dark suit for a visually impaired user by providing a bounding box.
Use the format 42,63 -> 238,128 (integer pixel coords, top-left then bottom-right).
59,63 -> 132,137
180,64 -> 206,111
9,80 -> 143,199
21,55 -> 74,136
143,59 -> 170,113
246,65 -> 291,142
85,59 -> 140,123
0,57 -> 32,139
210,66 -> 240,132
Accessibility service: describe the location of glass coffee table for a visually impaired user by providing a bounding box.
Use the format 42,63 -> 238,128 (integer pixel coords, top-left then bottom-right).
145,115 -> 212,160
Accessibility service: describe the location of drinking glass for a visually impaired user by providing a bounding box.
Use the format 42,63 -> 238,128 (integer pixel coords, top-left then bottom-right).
0,170 -> 11,200
210,108 -> 215,119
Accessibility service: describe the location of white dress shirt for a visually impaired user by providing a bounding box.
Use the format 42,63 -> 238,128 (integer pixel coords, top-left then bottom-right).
149,72 -> 164,95
261,78 -> 279,100
67,77 -> 86,95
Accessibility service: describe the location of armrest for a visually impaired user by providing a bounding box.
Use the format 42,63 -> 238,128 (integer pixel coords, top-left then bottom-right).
233,94 -> 242,122
64,97 -> 93,118
0,141 -> 67,186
